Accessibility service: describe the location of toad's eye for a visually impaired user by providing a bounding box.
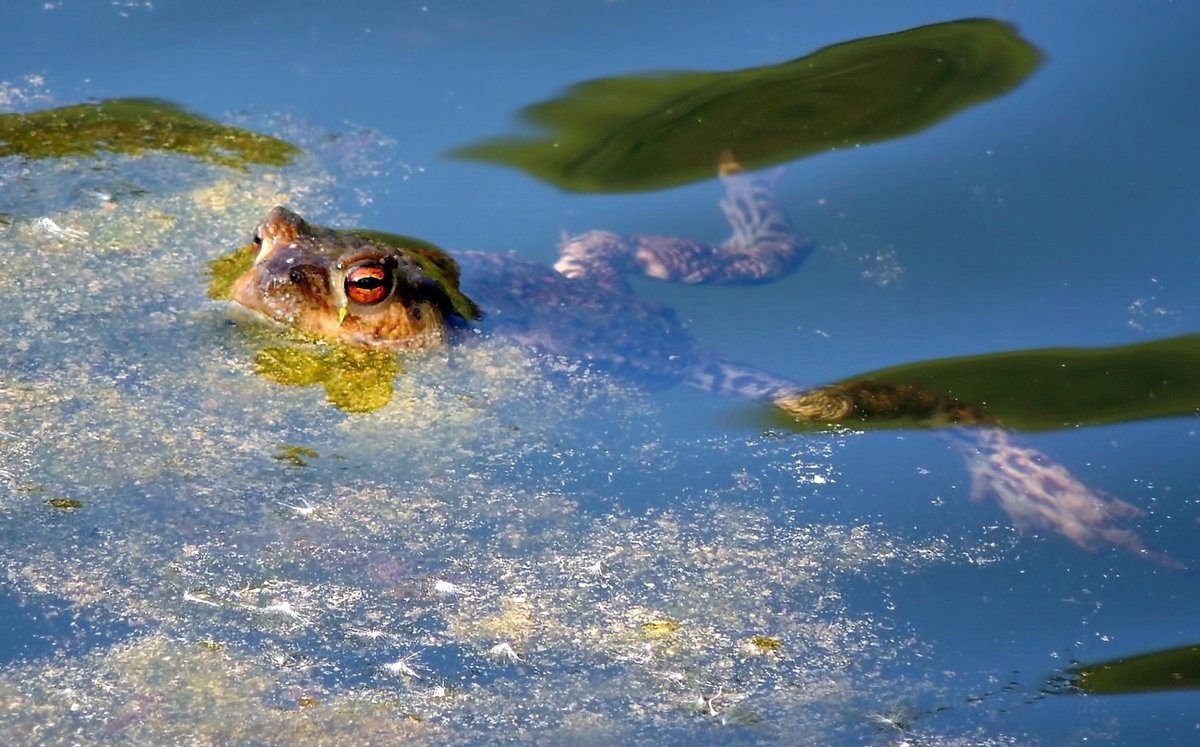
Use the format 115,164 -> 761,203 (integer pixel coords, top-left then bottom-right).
252,227 -> 263,248
345,263 -> 392,305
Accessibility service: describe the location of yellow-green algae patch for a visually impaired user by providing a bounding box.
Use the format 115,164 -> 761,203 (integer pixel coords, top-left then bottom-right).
45,497 -> 83,510
254,345 -> 401,414
206,243 -> 257,299
272,444 -> 321,468
0,98 -> 300,169
0,635 -> 436,747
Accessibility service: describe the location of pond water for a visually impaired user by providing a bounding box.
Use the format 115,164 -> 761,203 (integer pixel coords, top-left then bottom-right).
1,2 -> 1198,745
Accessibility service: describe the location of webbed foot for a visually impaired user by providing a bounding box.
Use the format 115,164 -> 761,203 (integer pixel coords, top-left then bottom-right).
554,150 -> 809,287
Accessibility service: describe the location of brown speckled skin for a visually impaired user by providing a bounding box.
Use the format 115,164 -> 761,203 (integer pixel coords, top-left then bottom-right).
231,207 -> 471,348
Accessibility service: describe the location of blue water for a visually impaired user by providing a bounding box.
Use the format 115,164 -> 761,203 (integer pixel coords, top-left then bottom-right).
2,1 -> 1198,744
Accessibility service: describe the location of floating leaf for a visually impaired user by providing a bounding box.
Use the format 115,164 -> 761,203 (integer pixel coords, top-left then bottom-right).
1061,643 -> 1200,695
453,19 -> 1041,192
845,335 -> 1199,432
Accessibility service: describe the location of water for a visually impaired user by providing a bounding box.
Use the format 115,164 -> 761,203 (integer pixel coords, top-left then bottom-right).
1,2 -> 1198,744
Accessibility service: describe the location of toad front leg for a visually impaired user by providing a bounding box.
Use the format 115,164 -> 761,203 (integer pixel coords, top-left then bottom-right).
555,155 -> 812,291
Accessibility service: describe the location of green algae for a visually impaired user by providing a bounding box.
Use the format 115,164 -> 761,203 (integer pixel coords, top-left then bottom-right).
206,243 -> 257,300
45,497 -> 82,510
0,98 -> 300,169
254,345 -> 400,414
272,445 -> 320,468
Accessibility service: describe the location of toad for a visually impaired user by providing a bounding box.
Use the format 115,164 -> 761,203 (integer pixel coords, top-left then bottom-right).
228,160 -> 1176,568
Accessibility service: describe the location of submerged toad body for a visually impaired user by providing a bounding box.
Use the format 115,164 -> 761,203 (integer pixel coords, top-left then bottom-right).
231,167 -> 808,395
229,169 -> 1177,568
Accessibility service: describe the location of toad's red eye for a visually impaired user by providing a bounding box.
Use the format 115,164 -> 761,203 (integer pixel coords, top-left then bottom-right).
345,264 -> 391,305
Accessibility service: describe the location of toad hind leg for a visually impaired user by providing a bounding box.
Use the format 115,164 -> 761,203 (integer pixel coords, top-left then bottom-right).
555,155 -> 812,291
778,380 -> 1181,569
949,427 -> 1184,570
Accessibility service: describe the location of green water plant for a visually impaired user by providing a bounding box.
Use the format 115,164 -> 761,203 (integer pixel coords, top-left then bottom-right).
0,98 -> 299,168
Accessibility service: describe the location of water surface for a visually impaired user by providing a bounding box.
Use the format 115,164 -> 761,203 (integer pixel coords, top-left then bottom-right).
1,2 -> 1197,745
